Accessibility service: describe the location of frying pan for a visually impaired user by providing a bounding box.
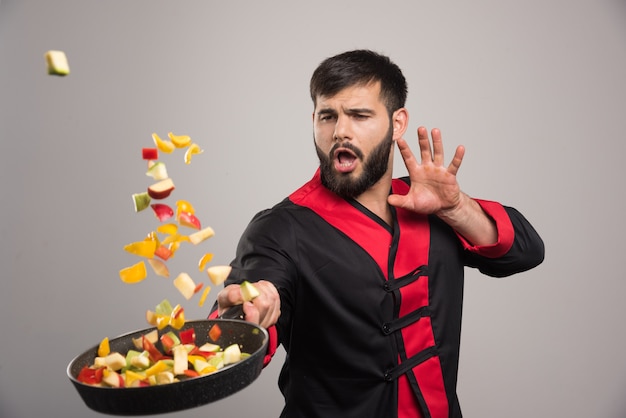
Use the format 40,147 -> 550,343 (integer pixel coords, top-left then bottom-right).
67,308 -> 268,416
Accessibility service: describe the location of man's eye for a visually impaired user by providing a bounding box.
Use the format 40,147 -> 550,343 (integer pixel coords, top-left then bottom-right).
320,115 -> 335,121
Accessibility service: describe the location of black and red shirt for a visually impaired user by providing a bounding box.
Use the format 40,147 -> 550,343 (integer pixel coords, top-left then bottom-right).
217,169 -> 544,418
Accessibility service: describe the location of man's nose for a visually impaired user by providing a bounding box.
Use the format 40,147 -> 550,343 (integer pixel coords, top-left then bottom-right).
333,115 -> 352,142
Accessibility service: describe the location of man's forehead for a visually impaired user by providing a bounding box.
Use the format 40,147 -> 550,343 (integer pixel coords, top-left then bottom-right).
315,81 -> 383,109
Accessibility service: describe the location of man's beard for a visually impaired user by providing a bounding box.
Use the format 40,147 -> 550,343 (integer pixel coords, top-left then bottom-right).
315,124 -> 394,199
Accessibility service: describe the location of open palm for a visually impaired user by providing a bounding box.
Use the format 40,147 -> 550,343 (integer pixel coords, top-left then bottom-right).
388,126 -> 465,215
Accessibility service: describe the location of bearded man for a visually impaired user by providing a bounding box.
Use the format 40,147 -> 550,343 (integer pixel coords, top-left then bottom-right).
212,49 -> 544,418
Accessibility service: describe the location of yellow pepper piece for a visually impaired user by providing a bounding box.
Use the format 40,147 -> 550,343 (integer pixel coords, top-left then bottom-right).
145,360 -> 169,376
155,315 -> 170,330
184,143 -> 203,164
175,200 -> 195,218
168,132 -> 192,148
97,337 -> 110,357
187,355 -> 207,365
170,305 -> 185,329
144,231 -> 160,247
198,253 -> 214,271
124,369 -> 147,387
198,285 -> 211,308
124,240 -> 157,258
200,365 -> 217,375
119,261 -> 147,284
152,133 -> 175,153
157,223 -> 178,236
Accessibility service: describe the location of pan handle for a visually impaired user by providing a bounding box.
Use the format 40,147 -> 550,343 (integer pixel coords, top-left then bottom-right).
219,304 -> 245,320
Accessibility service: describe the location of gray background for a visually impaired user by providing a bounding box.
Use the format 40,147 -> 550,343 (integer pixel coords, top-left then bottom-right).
1,1 -> 625,417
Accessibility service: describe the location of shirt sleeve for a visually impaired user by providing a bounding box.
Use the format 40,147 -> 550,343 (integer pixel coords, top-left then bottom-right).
456,199 -> 515,258
459,200 -> 545,277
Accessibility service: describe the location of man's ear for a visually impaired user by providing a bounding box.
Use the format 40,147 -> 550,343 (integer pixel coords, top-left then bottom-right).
392,108 -> 409,140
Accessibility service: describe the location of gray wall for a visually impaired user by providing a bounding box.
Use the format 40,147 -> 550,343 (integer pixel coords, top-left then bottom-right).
1,1 -> 625,417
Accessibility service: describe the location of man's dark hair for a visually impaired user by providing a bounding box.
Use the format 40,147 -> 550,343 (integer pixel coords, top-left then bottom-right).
309,49 -> 408,115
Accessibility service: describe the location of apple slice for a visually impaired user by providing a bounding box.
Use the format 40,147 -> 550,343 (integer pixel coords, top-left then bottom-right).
147,178 -> 175,200
132,192 -> 151,212
240,280 -> 260,302
146,161 -> 169,180
178,211 -> 201,229
44,50 -> 70,76
189,226 -> 215,245
151,203 -> 174,221
147,258 -> 169,278
223,343 -> 241,365
206,265 -> 232,285
173,272 -> 196,300
132,329 -> 158,350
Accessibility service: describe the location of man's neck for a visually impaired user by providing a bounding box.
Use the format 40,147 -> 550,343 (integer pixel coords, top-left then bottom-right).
354,176 -> 394,226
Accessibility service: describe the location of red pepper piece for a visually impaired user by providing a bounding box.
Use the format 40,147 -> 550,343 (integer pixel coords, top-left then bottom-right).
208,324 -> 221,342
183,369 -> 200,378
142,148 -> 158,160
143,335 -> 164,362
154,245 -> 172,261
179,328 -> 196,345
77,366 -> 104,385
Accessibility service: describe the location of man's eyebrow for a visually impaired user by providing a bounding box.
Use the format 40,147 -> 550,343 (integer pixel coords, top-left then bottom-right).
345,108 -> 375,115
316,108 -> 337,116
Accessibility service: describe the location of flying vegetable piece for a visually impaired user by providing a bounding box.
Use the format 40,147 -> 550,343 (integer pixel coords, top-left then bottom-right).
124,240 -> 157,258
147,178 -> 175,200
178,211 -> 201,229
198,286 -> 211,307
152,133 -> 175,153
198,253 -> 214,271
146,161 -> 168,180
175,200 -> 195,217
142,148 -> 158,160
170,304 -> 185,329
184,143 -> 203,164
147,258 -> 169,278
157,223 -> 178,235
132,192 -> 151,212
154,245 -> 172,261
44,50 -> 70,76
119,261 -> 148,284
168,132 -> 192,148
189,226 -> 215,245
206,265 -> 232,285
151,203 -> 174,222
173,272 -> 197,300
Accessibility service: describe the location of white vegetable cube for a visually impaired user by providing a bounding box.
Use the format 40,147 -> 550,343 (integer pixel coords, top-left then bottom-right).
173,272 -> 196,300
156,371 -> 175,385
223,344 -> 241,365
172,344 -> 188,375
44,50 -> 70,76
105,352 -> 127,371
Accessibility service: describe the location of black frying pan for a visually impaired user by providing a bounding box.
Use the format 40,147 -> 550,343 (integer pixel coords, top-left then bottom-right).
67,309 -> 267,416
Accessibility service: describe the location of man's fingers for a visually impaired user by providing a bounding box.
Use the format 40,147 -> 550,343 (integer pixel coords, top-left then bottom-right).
431,128 -> 444,166
448,145 -> 465,176
417,126 -> 433,163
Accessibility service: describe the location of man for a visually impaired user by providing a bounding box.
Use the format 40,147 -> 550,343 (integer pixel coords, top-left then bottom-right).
212,50 -> 544,417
